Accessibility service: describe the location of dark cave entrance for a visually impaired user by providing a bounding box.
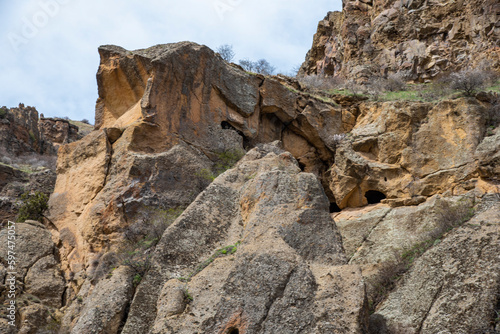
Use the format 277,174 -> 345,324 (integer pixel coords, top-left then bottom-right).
221,121 -> 251,149
221,121 -> 234,130
227,328 -> 239,334
329,202 -> 342,213
365,190 -> 386,204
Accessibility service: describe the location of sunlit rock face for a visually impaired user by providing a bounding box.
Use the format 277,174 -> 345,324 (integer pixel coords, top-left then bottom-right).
301,0 -> 500,81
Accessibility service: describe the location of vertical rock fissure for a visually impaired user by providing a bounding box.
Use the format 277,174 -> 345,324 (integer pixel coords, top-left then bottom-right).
254,267 -> 297,332
417,284 -> 444,333
350,209 -> 392,262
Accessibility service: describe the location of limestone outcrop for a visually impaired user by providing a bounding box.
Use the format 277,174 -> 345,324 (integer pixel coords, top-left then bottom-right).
0,104 -> 50,156
1,38 -> 499,334
329,98 -> 500,209
301,0 -> 500,81
374,199 -> 500,333
47,41 -> 359,281
39,117 -> 80,148
119,143 -> 367,333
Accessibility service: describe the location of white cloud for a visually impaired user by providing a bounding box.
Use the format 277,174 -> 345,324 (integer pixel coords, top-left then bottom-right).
0,0 -> 342,122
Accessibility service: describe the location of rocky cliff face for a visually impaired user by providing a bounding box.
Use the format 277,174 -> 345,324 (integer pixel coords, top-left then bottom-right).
0,104 -> 81,156
300,0 -> 500,81
1,40 -> 500,334
47,42 -> 361,278
39,117 -> 80,148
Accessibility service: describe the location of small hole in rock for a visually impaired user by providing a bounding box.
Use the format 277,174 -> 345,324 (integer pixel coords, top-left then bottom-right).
365,190 -> 386,204
228,328 -> 239,334
221,121 -> 234,130
384,177 -> 387,182
298,162 -> 306,172
330,202 -> 342,213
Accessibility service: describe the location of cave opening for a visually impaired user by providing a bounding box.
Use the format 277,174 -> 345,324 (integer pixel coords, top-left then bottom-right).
221,121 -> 234,130
298,162 -> 306,172
221,121 -> 251,150
330,202 -> 342,213
365,190 -> 386,204
227,328 -> 239,334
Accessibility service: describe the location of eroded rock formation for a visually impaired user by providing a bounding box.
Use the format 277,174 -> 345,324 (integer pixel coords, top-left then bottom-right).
39,117 -> 80,148
1,38 -> 499,333
301,0 -> 500,81
329,97 -> 500,209
48,41 -> 361,280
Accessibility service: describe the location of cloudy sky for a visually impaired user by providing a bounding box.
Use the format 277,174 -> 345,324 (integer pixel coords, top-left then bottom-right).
1,0 -> 341,123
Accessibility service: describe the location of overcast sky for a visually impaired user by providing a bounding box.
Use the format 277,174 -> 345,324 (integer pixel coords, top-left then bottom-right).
0,0 -> 341,123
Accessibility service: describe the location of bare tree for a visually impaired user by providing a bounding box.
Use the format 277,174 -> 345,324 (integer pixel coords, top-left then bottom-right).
239,58 -> 276,75
449,69 -> 489,96
239,59 -> 255,72
216,44 -> 235,62
254,59 -> 276,75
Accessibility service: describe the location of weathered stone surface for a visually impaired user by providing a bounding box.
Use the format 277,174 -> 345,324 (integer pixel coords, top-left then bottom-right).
18,303 -> 55,334
329,98 -> 496,209
70,266 -> 134,334
339,195 -> 473,266
0,221 -> 53,278
0,104 -> 47,156
39,116 -> 80,147
48,41 -> 349,283
373,201 -> 500,334
301,0 -> 500,81
24,40 -> 499,334
25,255 -> 66,308
122,144 -> 367,334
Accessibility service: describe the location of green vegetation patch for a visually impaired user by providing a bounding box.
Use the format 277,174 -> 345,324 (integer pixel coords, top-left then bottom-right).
197,149 -> 245,182
178,241 -> 240,282
17,191 -> 49,222
0,106 -> 8,119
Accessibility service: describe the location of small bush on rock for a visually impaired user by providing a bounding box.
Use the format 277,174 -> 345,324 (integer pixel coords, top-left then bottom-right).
197,149 -> 245,182
299,75 -> 345,91
117,207 -> 184,286
16,191 -> 49,222
0,106 -> 8,119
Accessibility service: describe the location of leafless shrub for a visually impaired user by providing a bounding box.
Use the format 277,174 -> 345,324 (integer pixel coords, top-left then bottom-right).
327,134 -> 348,148
486,97 -> 500,129
254,59 -> 276,75
216,44 -> 235,63
0,147 -> 57,171
345,79 -> 366,96
384,73 -> 407,92
299,75 -> 345,91
448,69 -> 491,96
366,260 -> 407,312
239,58 -> 276,75
416,81 -> 450,102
